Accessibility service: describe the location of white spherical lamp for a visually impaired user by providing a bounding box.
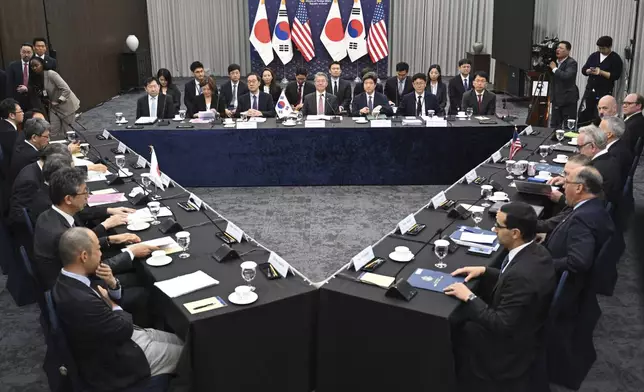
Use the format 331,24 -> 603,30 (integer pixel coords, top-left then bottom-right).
125,35 -> 139,52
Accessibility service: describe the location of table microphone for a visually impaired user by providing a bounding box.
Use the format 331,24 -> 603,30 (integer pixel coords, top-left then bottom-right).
325,96 -> 341,123
157,94 -> 170,126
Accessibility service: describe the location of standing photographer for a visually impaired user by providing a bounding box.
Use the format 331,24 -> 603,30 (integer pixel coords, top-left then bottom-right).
549,41 -> 579,128
578,36 -> 623,125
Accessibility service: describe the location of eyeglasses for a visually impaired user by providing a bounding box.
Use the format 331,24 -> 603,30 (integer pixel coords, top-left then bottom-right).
623,101 -> 637,106
493,221 -> 508,229
577,141 -> 593,149
74,190 -> 89,197
564,180 -> 582,186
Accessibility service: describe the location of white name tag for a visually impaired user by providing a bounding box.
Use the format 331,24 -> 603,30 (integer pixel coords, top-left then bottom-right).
352,246 -> 376,271
268,252 -> 290,278
136,155 -> 147,168
491,151 -> 502,163
305,120 -> 326,128
431,191 -> 447,209
188,193 -> 203,209
426,119 -> 448,127
398,214 -> 417,234
236,121 -> 257,129
117,142 -> 127,153
370,119 -> 392,128
523,125 -> 534,135
465,169 -> 478,184
102,129 -> 111,139
225,221 -> 244,243
160,173 -> 172,187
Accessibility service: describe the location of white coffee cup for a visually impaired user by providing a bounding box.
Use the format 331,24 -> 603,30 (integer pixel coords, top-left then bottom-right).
457,111 -> 466,117
235,285 -> 251,300
538,171 -> 551,177
395,246 -> 411,255
494,191 -> 509,200
556,154 -> 568,162
571,137 -> 578,144
151,250 -> 165,259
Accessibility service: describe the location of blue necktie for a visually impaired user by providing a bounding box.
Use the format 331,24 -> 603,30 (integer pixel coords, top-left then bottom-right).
463,79 -> 468,91
500,255 -> 510,273
252,95 -> 258,110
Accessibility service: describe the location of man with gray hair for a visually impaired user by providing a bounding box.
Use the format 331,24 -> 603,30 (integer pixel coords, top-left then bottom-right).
301,72 -> 339,117
600,116 -> 632,177
52,227 -> 184,391
576,124 -> 622,204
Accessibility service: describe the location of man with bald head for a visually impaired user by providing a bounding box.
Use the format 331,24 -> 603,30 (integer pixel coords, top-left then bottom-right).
622,93 -> 644,154
597,95 -> 617,119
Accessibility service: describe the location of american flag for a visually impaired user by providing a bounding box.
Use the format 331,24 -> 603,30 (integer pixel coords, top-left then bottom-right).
367,0 -> 389,63
508,128 -> 522,160
292,0 -> 314,62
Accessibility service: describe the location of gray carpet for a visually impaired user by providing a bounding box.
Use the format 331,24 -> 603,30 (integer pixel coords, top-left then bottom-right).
1,84 -> 642,391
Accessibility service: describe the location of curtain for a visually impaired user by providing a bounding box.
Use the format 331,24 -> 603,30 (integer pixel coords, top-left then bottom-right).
389,0 -> 495,81
146,0 -> 251,77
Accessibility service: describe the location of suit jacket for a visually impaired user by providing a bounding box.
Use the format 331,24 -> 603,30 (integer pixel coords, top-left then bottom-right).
220,80 -> 249,108
384,76 -> 414,106
183,79 -> 203,116
623,112 -> 644,155
40,54 -> 57,71
325,78 -> 352,111
34,208 -> 134,290
261,83 -> 283,104
187,94 -> 225,119
301,92 -> 339,117
353,82 -> 384,98
284,81 -> 315,107
135,94 -> 175,119
52,274 -> 150,391
397,91 -> 440,117
461,90 -> 497,115
10,140 -> 41,182
235,92 -> 276,118
43,71 -> 80,117
448,74 -> 474,115
0,120 -> 18,177
459,242 -> 556,381
426,81 -> 447,113
592,152 -> 622,205
550,57 -> 579,107
8,161 -> 43,226
163,84 -> 182,113
607,139 -> 633,181
6,60 -> 31,109
351,92 -> 394,117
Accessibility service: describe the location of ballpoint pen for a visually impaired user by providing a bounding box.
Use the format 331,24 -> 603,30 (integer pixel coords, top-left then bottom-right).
193,302 -> 216,310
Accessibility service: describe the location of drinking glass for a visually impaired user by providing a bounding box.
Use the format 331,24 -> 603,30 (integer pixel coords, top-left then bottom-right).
240,111 -> 249,122
505,160 -> 516,179
115,112 -> 124,123
481,185 -> 493,207
566,119 -> 576,131
80,143 -> 90,156
66,131 -> 77,143
115,155 -> 125,175
147,201 -> 161,225
240,261 -> 257,291
434,239 -> 450,269
538,145 -> 549,163
555,129 -> 565,144
516,160 -> 528,180
140,173 -> 151,194
175,231 -> 190,259
471,211 -> 483,228
466,107 -> 473,119
296,110 -> 304,124
428,110 -> 435,118
178,109 -> 186,121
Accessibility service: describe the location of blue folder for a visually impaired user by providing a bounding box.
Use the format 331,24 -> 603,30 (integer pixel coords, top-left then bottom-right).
407,268 -> 465,293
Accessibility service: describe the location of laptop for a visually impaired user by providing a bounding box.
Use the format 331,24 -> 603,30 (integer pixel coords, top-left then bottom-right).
514,180 -> 553,196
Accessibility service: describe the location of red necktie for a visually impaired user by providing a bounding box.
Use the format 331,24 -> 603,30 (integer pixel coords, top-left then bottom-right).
318,95 -> 324,115
22,63 -> 28,85
477,95 -> 482,114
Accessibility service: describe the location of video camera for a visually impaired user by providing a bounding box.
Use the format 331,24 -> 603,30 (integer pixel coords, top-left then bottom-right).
531,36 -> 560,72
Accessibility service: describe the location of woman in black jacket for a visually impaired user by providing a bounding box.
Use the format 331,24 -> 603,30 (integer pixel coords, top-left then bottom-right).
426,64 -> 447,115
260,67 -> 282,103
157,68 -> 182,113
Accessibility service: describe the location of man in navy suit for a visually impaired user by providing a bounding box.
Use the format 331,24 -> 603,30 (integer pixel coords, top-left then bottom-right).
461,71 -> 497,116
326,62 -> 352,113
549,41 -> 579,128
351,73 -> 393,117
221,63 -> 249,117
397,73 -> 440,117
235,73 -> 275,118
135,78 -> 175,119
544,165 -> 614,390
447,58 -> 473,115
6,43 -> 34,111
183,61 -> 208,117
301,73 -> 339,117
33,37 -> 57,71
384,62 -> 413,106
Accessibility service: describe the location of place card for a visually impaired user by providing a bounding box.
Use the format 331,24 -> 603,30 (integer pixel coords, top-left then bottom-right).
464,169 -> 478,184
237,121 -> 258,129
491,151 -> 502,163
430,191 -> 447,209
136,155 -> 147,168
370,119 -> 392,128
305,120 -> 326,128
268,252 -> 290,278
160,173 -> 172,187
426,118 -> 448,127
188,193 -> 203,209
352,246 -> 376,271
102,129 -> 111,139
523,125 -> 534,135
117,142 -> 127,153
398,214 -> 417,234
225,221 -> 244,243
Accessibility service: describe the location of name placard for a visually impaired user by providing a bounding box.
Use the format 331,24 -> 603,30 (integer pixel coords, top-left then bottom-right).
465,169 -> 478,184
370,119 -> 392,128
225,221 -> 244,243
352,246 -> 376,271
305,120 -> 326,128
102,129 -> 111,139
136,155 -> 147,168
491,151 -> 503,163
117,142 -> 127,153
398,214 -> 417,234
268,252 -> 290,278
188,193 -> 203,209
236,121 -> 258,129
160,173 -> 172,188
430,191 -> 447,209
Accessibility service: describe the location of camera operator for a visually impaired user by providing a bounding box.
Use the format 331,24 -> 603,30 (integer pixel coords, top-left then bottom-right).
578,36 -> 623,125
549,41 -> 579,128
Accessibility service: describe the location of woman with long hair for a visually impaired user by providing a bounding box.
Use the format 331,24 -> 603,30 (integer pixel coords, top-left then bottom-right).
426,64 -> 447,115
156,68 -> 182,113
189,76 -> 224,118
260,67 -> 282,103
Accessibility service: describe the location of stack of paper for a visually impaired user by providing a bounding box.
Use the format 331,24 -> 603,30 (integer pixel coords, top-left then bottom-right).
135,116 -> 157,125
248,117 -> 267,123
87,193 -> 127,207
86,170 -> 108,183
124,236 -> 183,254
154,270 -> 219,298
129,206 -> 173,222
307,115 -> 332,121
450,226 -> 500,252
402,118 -> 423,126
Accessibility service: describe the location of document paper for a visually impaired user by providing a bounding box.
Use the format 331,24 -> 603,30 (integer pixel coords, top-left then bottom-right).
155,270 -> 219,298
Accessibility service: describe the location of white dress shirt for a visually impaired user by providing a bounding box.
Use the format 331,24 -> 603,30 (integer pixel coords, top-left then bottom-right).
600,53 -> 607,63
552,57 -> 569,73
60,268 -> 122,310
573,198 -> 591,210
194,79 -> 202,96
25,139 -> 39,151
430,82 -> 438,96
263,85 -> 270,95
502,240 -> 534,273
592,148 -> 609,160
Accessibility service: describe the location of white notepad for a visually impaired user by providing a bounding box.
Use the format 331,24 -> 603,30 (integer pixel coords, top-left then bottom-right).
154,270 -> 219,298
460,232 -> 496,244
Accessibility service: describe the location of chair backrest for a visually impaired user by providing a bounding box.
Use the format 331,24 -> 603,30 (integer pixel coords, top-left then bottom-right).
605,201 -> 614,214
549,270 -> 569,316
22,207 -> 34,237
591,233 -> 624,296
633,137 -> 643,161
19,245 -> 35,278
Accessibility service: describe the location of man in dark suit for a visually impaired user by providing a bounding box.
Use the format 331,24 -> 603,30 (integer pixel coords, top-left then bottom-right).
285,67 -> 315,111
576,125 -> 622,205
353,67 -> 384,98
32,37 -> 57,71
461,71 -> 497,115
183,61 -> 208,117
33,168 -> 156,290
10,117 -> 51,182
301,73 -> 339,117
351,72 -> 393,117
6,43 -> 34,111
0,99 -> 23,177
235,73 -> 276,118
135,77 -> 175,120
544,166 -> 614,389
446,202 -> 556,392
397,73 -> 440,117
221,63 -> 249,117
326,61 -> 352,113
600,116 -> 633,178
384,62 -> 413,106
53,227 -> 183,392
447,58 -> 473,115
549,40 -> 579,128
622,93 -> 644,154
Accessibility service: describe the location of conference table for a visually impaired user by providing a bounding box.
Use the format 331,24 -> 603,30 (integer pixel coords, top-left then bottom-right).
107,117 -> 516,187
79,130 -> 318,392
315,127 -> 563,392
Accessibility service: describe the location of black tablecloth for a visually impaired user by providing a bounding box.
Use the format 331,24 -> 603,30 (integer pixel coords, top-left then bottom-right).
107,118 -> 518,187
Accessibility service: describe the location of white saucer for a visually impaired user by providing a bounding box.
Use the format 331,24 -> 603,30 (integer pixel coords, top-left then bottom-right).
568,141 -> 577,145
116,119 -> 128,124
172,118 -> 182,122
389,251 -> 414,262
228,291 -> 258,305
455,115 -> 468,119
552,158 -> 568,164
355,119 -> 368,124
118,170 -> 134,178
146,255 -> 172,267
282,122 -> 297,127
127,222 -> 150,231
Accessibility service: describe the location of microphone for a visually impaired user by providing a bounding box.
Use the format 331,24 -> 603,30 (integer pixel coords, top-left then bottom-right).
325,95 -> 341,123
210,87 -> 223,125
157,94 -> 169,126
494,90 -> 517,123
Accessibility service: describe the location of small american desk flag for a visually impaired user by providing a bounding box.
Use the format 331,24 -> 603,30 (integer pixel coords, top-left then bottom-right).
508,128 -> 522,160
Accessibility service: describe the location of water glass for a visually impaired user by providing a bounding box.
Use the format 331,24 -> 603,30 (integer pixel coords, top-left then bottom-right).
566,119 -> 576,131
80,143 -> 90,156
472,211 -> 483,228
505,159 -> 516,179
178,109 -> 186,121
555,129 -> 565,143
147,201 -> 161,225
140,173 -> 151,194
481,184 -> 493,207
241,261 -> 257,291
115,154 -> 125,169
538,145 -> 549,163
66,131 -> 77,143
175,231 -> 190,259
428,110 -> 435,118
466,107 -> 473,119
516,160 -> 528,180
434,239 -> 450,269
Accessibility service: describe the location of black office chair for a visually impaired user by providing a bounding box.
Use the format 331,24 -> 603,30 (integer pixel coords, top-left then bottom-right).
4,210 -> 37,306
19,245 -> 48,335
591,233 -> 624,297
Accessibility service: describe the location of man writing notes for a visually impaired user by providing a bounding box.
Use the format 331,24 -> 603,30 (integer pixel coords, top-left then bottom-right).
549,41 -> 579,128
235,73 -> 276,118
461,71 -> 497,116
447,59 -> 473,115
285,67 -> 315,111
384,62 -> 413,106
445,202 -> 556,392
301,73 -> 339,117
351,72 -> 393,117
397,73 -> 440,117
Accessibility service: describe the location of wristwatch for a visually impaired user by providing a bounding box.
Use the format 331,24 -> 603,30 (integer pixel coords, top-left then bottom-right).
466,293 -> 477,302
110,278 -> 121,291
